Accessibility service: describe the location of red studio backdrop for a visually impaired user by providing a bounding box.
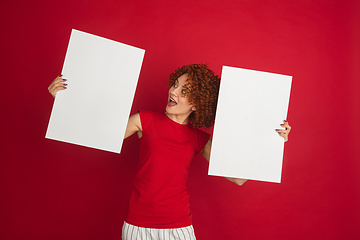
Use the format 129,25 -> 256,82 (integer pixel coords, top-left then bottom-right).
0,0 -> 359,239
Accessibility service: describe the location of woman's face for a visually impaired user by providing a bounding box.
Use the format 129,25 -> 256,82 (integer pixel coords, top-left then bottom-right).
166,73 -> 196,118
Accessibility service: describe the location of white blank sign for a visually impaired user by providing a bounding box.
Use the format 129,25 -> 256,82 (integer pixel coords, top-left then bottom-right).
208,66 -> 292,183
46,29 -> 145,153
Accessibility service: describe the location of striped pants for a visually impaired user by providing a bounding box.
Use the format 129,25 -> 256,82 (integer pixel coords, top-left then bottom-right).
122,222 -> 196,240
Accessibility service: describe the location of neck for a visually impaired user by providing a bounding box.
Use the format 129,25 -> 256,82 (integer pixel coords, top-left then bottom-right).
165,112 -> 191,125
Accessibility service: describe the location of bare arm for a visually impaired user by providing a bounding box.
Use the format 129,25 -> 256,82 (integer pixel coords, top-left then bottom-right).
200,121 -> 291,186
48,75 -> 142,139
201,138 -> 248,186
124,113 -> 142,139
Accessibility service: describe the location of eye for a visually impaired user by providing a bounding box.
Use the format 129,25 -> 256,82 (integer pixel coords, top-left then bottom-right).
173,82 -> 178,88
181,89 -> 186,95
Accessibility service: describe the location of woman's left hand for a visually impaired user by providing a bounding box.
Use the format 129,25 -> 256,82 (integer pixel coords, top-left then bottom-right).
276,120 -> 291,142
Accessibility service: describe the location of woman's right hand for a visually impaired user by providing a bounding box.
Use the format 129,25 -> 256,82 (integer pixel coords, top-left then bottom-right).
48,75 -> 67,98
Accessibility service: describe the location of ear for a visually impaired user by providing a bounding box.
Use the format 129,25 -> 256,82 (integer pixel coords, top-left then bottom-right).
191,106 -> 197,111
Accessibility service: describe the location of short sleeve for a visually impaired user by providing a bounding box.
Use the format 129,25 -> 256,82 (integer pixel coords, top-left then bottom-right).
197,130 -> 210,153
138,111 -> 153,132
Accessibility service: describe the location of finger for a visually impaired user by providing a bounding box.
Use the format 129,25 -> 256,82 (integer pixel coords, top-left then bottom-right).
280,121 -> 291,131
276,130 -> 288,136
55,77 -> 67,83
49,77 -> 67,91
53,85 -> 67,92
49,82 -> 67,93
277,128 -> 290,133
52,76 -> 67,84
49,84 -> 67,97
281,121 -> 288,128
276,129 -> 288,134
276,130 -> 287,136
276,131 -> 289,142
283,120 -> 291,129
51,79 -> 67,86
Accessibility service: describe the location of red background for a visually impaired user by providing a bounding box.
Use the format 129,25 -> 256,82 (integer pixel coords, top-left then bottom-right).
1,0 -> 359,239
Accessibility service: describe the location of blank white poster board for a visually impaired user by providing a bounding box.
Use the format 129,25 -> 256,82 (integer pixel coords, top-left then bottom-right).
46,29 -> 145,153
208,66 -> 292,183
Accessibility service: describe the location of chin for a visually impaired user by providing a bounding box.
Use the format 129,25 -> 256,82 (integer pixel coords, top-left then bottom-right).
165,106 -> 174,114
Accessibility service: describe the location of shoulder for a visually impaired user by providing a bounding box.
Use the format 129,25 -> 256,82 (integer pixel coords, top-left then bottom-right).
138,111 -> 163,130
138,111 -> 160,121
194,128 -> 210,152
193,127 -> 210,139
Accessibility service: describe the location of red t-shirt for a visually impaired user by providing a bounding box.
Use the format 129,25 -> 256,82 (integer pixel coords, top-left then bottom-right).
125,111 -> 210,228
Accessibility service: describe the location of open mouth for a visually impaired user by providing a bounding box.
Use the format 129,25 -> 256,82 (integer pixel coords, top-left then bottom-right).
168,96 -> 177,106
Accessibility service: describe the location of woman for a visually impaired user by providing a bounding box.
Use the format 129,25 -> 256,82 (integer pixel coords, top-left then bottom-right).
48,64 -> 291,240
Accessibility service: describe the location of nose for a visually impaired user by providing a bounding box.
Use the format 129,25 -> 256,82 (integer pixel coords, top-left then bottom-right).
170,86 -> 178,96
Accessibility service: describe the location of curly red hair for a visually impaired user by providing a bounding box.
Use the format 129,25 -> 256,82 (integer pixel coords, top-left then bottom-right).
168,64 -> 220,128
